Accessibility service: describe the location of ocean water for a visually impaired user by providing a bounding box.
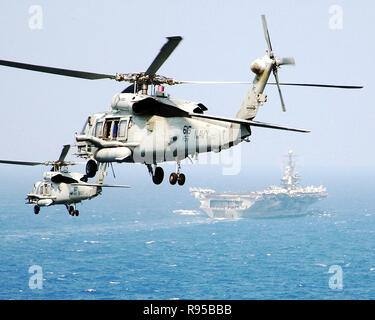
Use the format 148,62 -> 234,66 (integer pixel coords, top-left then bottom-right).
0,166 -> 375,300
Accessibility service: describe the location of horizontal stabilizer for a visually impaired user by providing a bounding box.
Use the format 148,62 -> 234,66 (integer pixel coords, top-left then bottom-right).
72,183 -> 130,188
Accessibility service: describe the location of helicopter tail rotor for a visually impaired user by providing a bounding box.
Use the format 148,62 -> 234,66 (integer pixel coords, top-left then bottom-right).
261,14 -> 295,112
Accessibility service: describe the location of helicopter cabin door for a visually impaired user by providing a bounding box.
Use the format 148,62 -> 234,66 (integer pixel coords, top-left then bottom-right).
102,117 -> 130,141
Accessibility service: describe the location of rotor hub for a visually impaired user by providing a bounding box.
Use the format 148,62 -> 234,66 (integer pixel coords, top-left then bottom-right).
115,72 -> 176,86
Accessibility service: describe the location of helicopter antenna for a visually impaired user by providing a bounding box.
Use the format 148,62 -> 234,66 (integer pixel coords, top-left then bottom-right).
109,162 -> 116,179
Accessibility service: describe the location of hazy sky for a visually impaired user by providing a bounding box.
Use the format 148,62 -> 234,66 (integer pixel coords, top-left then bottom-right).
0,1 -> 372,179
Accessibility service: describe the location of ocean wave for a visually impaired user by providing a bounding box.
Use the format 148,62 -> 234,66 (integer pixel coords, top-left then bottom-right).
172,209 -> 201,216
83,240 -> 99,244
314,263 -> 327,268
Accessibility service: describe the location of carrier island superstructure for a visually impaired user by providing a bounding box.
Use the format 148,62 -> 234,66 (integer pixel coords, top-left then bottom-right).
190,151 -> 327,218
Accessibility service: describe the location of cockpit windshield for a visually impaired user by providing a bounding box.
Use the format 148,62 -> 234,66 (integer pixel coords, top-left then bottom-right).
80,118 -> 89,134
31,181 -> 41,194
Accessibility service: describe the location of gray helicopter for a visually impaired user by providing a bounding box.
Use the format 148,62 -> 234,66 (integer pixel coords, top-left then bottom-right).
0,15 -> 362,186
0,145 -> 129,216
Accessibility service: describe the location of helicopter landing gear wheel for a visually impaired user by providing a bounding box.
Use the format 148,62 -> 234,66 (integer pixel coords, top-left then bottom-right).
169,172 -> 178,185
86,159 -> 98,178
68,205 -> 75,216
66,205 -> 79,217
152,166 -> 164,185
170,161 -> 185,186
177,173 -> 186,186
34,205 -> 40,215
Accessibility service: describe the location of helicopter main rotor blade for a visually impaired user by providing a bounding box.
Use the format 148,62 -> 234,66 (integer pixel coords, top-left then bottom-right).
176,80 -> 363,89
145,36 -> 183,76
268,82 -> 363,89
58,145 -> 71,163
0,158 -> 84,167
0,159 -> 44,166
121,36 -> 182,93
0,59 -> 116,80
176,80 -> 251,84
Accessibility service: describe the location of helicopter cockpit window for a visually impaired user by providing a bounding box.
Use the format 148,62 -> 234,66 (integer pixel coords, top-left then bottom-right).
80,119 -> 89,134
37,183 -> 50,195
37,184 -> 43,195
94,121 -> 103,138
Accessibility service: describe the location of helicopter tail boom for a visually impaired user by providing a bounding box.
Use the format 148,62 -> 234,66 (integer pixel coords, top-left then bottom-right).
189,113 -> 309,133
235,56 -> 273,120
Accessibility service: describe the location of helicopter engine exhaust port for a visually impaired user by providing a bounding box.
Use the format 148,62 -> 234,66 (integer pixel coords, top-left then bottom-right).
251,58 -> 267,75
86,159 -> 98,178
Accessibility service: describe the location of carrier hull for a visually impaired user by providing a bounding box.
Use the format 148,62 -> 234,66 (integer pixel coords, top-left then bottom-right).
190,150 -> 327,219
191,189 -> 326,219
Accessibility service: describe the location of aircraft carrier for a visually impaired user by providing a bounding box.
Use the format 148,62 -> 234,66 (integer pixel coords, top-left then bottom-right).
190,151 -> 327,219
